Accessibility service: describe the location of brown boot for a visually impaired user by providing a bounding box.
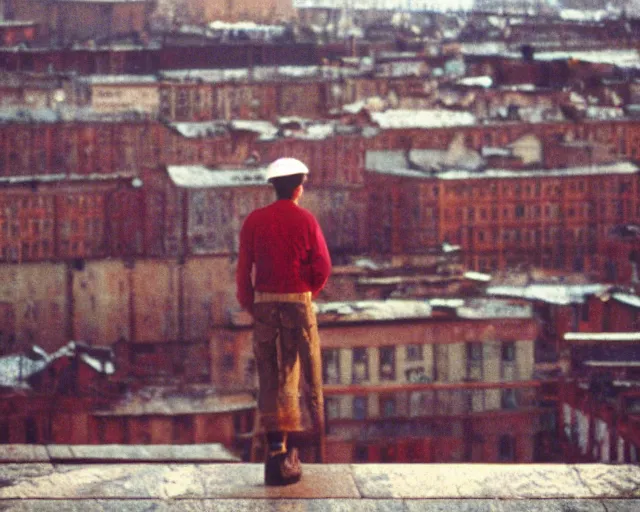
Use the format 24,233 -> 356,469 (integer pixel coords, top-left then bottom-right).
264,447 -> 302,486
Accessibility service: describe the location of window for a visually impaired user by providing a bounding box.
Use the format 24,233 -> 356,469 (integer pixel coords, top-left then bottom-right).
322,349 -> 341,385
25,417 -> 38,443
406,367 -> 428,383
380,395 -> 396,418
406,344 -> 423,362
379,346 -> 395,381
502,342 -> 515,362
501,388 -> 518,409
354,443 -> 369,462
353,396 -> 367,420
467,342 -> 483,362
352,348 -> 369,383
499,435 -> 516,461
466,342 -> 483,381
325,397 -> 340,420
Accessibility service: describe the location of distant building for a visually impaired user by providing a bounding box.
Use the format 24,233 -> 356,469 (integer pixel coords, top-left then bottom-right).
6,0 -> 155,45
558,332 -> 640,463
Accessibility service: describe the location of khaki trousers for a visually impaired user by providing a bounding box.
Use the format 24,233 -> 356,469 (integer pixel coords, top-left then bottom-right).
252,292 -> 325,446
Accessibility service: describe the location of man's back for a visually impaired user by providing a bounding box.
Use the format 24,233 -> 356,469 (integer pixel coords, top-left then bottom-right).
236,199 -> 331,313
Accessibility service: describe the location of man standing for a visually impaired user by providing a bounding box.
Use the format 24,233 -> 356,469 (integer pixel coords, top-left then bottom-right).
236,157 -> 332,486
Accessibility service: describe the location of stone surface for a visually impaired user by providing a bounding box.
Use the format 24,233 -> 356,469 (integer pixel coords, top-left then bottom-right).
45,443 -> 240,463
0,463 -> 55,489
0,463 -> 359,500
351,464 -> 640,499
0,461 -> 639,511
0,445 -> 50,463
2,501 -> 639,512
0,500 -> 406,512
404,500 -> 624,511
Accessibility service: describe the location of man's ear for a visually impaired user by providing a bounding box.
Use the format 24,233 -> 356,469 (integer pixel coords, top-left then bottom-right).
293,184 -> 304,201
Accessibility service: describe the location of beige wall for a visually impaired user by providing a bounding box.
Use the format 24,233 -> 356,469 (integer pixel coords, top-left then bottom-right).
91,85 -> 159,114
201,0 -> 294,23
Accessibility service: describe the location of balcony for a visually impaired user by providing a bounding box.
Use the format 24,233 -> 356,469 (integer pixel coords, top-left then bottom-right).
1,445 -> 639,510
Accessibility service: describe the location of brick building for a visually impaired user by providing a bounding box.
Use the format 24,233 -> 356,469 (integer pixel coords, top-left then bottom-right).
558,332 -> 640,463
1,116 -> 640,272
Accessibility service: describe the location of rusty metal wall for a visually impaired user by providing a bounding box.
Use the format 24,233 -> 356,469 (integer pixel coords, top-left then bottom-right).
72,260 -> 131,346
131,260 -> 180,343
0,262 -> 68,353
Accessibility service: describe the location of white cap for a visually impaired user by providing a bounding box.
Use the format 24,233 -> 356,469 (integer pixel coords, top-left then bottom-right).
265,158 -> 309,181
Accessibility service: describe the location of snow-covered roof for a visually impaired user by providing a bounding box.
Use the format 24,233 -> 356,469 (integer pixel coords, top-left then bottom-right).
94,387 -> 256,416
456,76 -> 493,88
463,271 -> 492,282
167,166 -> 268,188
316,300 -> 432,322
0,341 -> 114,389
436,162 -> 639,180
486,284 -> 609,305
80,353 -> 115,375
454,298 -> 532,319
370,109 -> 476,129
534,49 -> 640,69
586,106 -> 625,120
365,148 -> 483,175
460,41 -> 509,56
613,293 -> 640,309
0,355 -> 48,389
0,20 -> 37,27
75,75 -> 157,85
584,361 -> 640,367
315,296 -> 531,323
170,121 -> 227,138
160,65 -> 358,84
208,21 -> 285,32
564,332 -> 640,342
0,172 -> 136,185
230,120 -> 279,139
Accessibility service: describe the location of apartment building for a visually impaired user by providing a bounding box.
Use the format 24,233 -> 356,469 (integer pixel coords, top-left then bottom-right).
558,332 -> 640,463
294,299 -> 539,462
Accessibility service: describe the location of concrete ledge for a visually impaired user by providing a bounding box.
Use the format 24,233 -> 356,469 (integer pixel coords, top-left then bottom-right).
0,444 -> 239,464
0,501 -> 639,512
0,461 -> 639,510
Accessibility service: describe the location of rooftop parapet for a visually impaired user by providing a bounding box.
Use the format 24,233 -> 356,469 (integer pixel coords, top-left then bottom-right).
0,454 -> 638,509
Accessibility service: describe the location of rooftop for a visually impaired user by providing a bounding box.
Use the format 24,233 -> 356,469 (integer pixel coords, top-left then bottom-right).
0,449 -> 638,510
